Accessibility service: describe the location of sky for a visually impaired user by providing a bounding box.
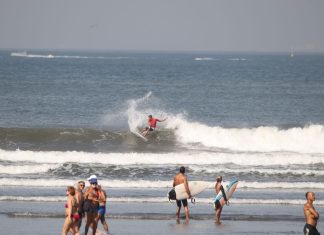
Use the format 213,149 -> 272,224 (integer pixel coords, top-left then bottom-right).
0,0 -> 324,53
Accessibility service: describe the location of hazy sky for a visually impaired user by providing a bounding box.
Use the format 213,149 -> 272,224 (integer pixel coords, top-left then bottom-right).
1,0 -> 323,52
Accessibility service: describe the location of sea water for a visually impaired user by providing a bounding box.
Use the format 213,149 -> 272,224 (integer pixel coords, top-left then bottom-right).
0,50 -> 324,227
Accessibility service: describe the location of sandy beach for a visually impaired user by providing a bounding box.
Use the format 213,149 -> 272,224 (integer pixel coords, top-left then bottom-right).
1,215 -> 317,235
1,200 -> 323,234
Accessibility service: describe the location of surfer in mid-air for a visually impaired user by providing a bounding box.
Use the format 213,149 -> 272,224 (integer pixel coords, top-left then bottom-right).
141,114 -> 167,137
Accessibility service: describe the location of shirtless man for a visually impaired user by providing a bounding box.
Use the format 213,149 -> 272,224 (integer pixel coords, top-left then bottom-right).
95,185 -> 109,234
84,178 -> 100,235
214,176 -> 228,224
173,166 -> 191,222
304,192 -> 320,235
75,181 -> 85,230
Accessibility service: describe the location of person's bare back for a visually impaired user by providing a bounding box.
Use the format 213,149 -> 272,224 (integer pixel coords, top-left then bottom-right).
173,173 -> 186,186
172,166 -> 191,222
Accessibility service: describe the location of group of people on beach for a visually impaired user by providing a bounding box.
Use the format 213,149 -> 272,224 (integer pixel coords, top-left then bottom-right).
172,166 -> 227,224
62,168 -> 321,235
174,166 -> 321,235
62,175 -> 109,235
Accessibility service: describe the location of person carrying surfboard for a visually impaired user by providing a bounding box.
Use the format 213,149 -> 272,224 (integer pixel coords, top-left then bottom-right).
173,166 -> 192,222
141,114 -> 167,137
304,192 -> 320,235
215,176 -> 228,224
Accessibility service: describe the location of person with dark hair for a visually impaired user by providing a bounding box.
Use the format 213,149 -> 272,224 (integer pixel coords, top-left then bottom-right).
173,166 -> 191,222
304,192 -> 320,235
214,176 -> 228,224
141,114 -> 167,137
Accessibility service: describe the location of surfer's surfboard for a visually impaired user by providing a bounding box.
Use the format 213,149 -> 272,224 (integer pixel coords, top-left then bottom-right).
168,181 -> 212,200
212,179 -> 238,207
131,130 -> 148,142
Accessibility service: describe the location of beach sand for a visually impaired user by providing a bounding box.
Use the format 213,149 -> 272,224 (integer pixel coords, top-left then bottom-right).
1,201 -> 323,235
0,214 -> 319,235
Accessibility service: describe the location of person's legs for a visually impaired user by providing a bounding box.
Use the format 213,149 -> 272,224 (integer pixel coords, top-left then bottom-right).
62,217 -> 72,235
176,200 -> 182,219
216,207 -> 222,224
182,199 -> 189,222
142,127 -> 149,136
91,213 -> 98,235
71,220 -> 80,235
100,216 -> 109,233
85,212 -> 93,235
184,206 -> 189,222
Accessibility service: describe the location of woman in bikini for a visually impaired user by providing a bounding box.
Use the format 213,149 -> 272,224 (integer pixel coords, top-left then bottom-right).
62,186 -> 80,235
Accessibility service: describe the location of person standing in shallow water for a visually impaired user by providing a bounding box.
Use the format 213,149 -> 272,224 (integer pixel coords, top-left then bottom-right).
214,176 -> 228,224
173,166 -> 191,222
304,192 -> 320,235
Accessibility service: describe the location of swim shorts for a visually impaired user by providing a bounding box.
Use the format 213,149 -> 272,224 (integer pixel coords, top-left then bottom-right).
176,199 -> 188,208
304,223 -> 320,235
87,203 -> 98,213
214,200 -> 221,209
146,126 -> 155,131
98,205 -> 106,216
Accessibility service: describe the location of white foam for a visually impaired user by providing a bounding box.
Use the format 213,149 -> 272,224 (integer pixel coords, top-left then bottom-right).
189,165 -> 324,176
165,117 -> 324,153
194,57 -> 216,61
11,52 -> 57,59
0,164 -> 59,174
0,196 -> 65,202
0,149 -> 323,166
10,51 -> 106,59
0,178 -> 323,189
127,91 -> 152,132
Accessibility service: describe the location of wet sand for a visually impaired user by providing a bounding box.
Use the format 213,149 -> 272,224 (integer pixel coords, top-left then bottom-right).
1,201 -> 323,234
1,214 -> 322,235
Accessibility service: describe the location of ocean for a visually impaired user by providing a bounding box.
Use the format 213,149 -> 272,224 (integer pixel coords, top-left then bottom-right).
1,50 -> 324,234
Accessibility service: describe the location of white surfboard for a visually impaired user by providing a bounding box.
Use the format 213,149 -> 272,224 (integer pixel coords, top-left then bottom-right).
131,130 -> 148,142
169,181 -> 212,200
212,179 -> 238,207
